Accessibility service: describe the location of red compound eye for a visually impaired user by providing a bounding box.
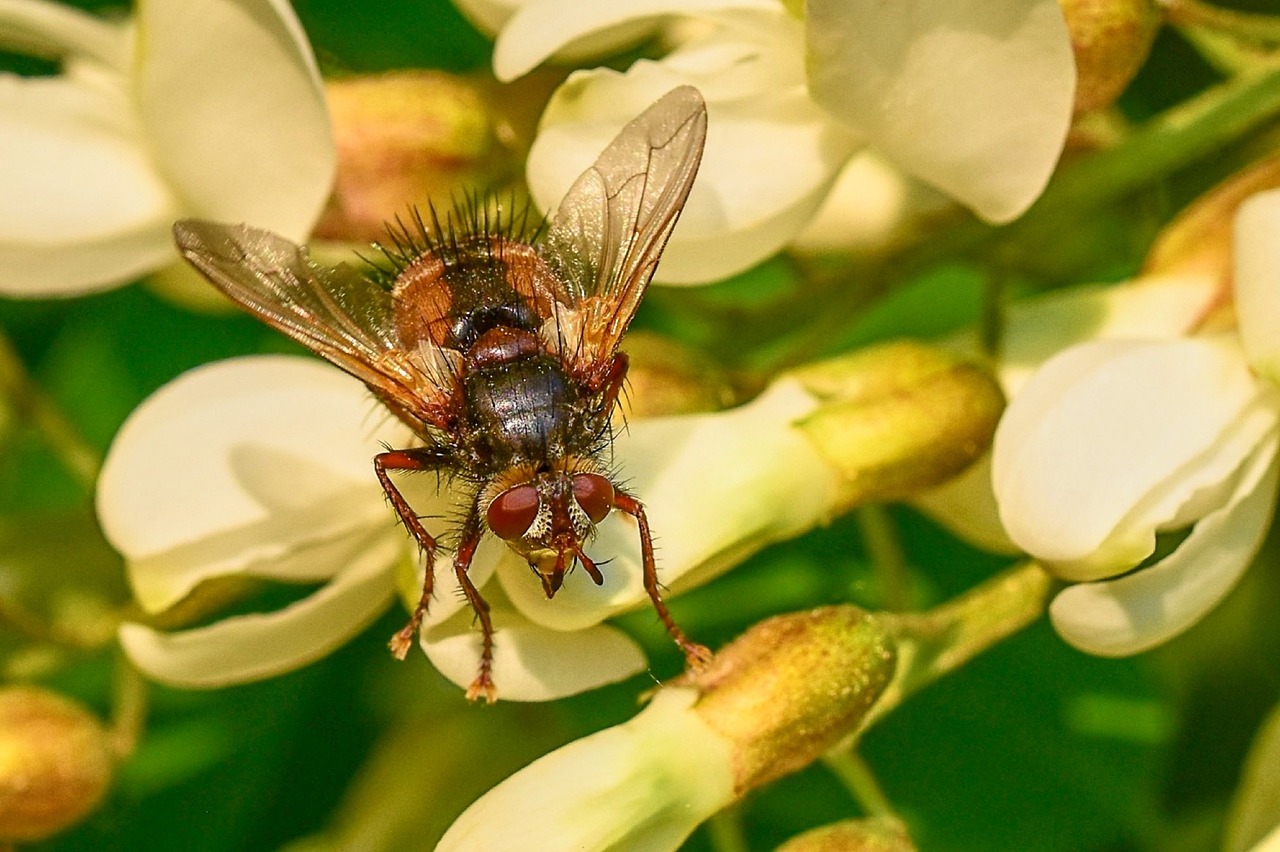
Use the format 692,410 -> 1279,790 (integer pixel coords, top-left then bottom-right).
572,473 -> 615,523
487,484 -> 540,540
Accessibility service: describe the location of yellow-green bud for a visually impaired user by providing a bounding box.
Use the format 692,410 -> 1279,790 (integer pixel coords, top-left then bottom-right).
1059,0 -> 1162,114
789,342 -> 1005,512
0,687 -> 113,841
777,817 -> 916,852
681,606 -> 897,793
315,72 -> 497,243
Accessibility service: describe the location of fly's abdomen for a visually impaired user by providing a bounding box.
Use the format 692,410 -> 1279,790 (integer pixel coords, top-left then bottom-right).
462,352 -> 579,468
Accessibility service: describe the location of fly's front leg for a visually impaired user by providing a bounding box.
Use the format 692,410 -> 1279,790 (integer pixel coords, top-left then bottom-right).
450,511 -> 497,703
613,491 -> 712,670
375,447 -> 451,660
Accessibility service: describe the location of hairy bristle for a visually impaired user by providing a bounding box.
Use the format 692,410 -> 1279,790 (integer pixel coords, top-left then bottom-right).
363,190 -> 546,282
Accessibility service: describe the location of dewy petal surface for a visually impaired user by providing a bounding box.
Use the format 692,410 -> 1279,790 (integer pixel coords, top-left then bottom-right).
994,337 -> 1264,578
134,0 -> 334,240
118,529 -> 399,686
1049,428 -> 1280,656
492,0 -> 777,81
438,688 -> 735,850
527,13 -> 860,283
498,380 -> 834,631
806,0 -> 1074,222
98,356 -> 403,610
1234,189 -> 1280,381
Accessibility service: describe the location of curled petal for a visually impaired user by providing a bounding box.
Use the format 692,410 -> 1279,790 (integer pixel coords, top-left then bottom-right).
493,0 -> 777,81
994,337 -> 1272,579
528,15 -> 860,283
118,531 -> 399,687
806,0 -> 1074,222
97,356 -> 405,610
1049,429 -> 1279,656
422,587 -> 647,701
0,72 -> 177,296
500,379 -> 834,630
1234,189 -> 1280,381
0,0 -> 127,66
134,0 -> 334,239
438,687 -> 735,849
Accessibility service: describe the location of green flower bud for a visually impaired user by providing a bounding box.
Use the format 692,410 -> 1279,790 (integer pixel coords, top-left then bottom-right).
0,687 -> 113,841
777,817 -> 916,852
619,332 -> 738,418
789,342 -> 1005,512
682,606 -> 897,793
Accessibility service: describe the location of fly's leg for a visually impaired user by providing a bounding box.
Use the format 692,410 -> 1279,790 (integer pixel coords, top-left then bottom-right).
451,512 -> 497,703
597,352 -> 629,414
613,491 -> 712,670
375,447 -> 450,660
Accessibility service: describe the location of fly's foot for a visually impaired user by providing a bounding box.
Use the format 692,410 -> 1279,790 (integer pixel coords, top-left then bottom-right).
388,619 -> 419,660
681,640 -> 713,671
465,672 -> 498,704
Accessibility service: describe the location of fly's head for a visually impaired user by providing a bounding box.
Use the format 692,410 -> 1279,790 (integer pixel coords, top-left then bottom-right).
481,460 -> 617,598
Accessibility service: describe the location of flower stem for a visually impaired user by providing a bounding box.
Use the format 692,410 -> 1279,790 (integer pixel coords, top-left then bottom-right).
109,653 -> 148,759
705,805 -> 749,852
855,505 -> 911,610
0,331 -> 101,490
1164,0 -> 1280,45
822,748 -> 896,818
864,562 -> 1052,729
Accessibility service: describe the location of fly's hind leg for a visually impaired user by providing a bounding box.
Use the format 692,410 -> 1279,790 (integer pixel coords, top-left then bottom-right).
375,447 -> 451,660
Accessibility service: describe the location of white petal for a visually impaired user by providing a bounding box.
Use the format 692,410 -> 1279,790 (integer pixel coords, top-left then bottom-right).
438,687 -> 735,850
499,379 -> 834,630
422,591 -> 647,701
0,0 -> 127,67
806,0 -> 1074,222
528,15 -> 860,283
1050,429 -> 1280,656
492,0 -> 776,81
97,356 -> 406,610
134,0 -> 334,240
118,530 -> 398,687
0,72 -> 178,296
911,454 -> 1018,554
1234,189 -> 1280,381
994,337 -> 1268,579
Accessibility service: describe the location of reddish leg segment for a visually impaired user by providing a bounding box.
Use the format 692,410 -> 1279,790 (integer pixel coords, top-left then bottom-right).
375,447 -> 451,660
449,514 -> 497,703
613,492 -> 712,670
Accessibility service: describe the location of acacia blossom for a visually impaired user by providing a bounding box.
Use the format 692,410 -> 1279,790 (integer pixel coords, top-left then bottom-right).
0,0 -> 333,297
486,0 -> 1076,282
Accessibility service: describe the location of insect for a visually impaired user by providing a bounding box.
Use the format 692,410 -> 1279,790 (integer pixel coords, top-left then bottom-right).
172,86 -> 710,702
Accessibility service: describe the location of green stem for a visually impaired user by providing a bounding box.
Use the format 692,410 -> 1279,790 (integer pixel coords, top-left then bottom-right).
1165,0 -> 1280,45
821,748 -> 896,818
704,805 -> 749,852
109,654 -> 148,758
855,505 -> 911,610
0,331 -> 101,489
865,562 -> 1052,728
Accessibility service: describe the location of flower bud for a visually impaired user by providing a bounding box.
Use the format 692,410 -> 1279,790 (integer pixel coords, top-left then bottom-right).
1059,0 -> 1162,114
314,72 -> 498,243
0,687 -> 113,841
789,342 -> 1005,512
618,332 -> 737,418
777,817 -> 916,852
682,606 -> 897,793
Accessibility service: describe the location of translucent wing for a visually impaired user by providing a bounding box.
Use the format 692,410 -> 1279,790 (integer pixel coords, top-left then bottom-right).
173,220 -> 450,430
540,86 -> 707,370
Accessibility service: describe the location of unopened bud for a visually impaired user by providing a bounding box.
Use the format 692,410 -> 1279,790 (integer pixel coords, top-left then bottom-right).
778,817 -> 916,852
789,342 -> 1005,512
315,72 -> 497,243
1145,156 -> 1280,301
1060,0 -> 1162,114
0,687 -> 113,841
682,606 -> 897,793
620,332 -> 737,418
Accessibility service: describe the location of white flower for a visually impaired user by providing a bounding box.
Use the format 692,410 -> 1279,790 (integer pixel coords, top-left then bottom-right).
97,355 -> 837,701
491,0 -> 1076,283
990,190 -> 1280,656
437,687 -> 735,850
0,0 -> 334,297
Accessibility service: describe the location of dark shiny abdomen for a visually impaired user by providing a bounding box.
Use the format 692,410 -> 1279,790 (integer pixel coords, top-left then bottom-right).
461,352 -> 579,470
